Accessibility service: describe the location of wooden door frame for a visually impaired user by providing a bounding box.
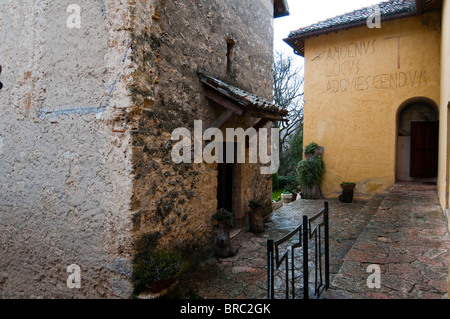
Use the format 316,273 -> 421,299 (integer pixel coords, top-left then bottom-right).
217,142 -> 243,228
395,97 -> 439,182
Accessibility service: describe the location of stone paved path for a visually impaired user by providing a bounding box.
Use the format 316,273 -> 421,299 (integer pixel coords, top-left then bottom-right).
327,182 -> 450,299
176,182 -> 450,299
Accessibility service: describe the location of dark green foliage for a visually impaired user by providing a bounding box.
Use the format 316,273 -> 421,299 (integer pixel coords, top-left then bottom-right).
272,173 -> 279,191
132,232 -> 185,292
132,249 -> 185,286
278,175 -> 298,192
297,156 -> 324,188
278,126 -> 303,176
304,142 -> 319,155
213,208 -> 234,227
287,128 -> 303,171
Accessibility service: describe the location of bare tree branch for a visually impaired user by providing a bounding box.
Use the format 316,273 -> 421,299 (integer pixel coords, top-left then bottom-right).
273,51 -> 304,149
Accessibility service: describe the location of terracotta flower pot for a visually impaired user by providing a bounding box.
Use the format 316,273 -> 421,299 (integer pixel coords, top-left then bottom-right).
281,193 -> 292,204
339,183 -> 355,203
249,208 -> 264,233
213,224 -> 238,258
340,183 -> 356,191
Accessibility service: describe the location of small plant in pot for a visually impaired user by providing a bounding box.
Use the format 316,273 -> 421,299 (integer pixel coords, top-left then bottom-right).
212,208 -> 238,258
281,190 -> 292,204
297,142 -> 325,199
132,248 -> 185,295
339,182 -> 356,203
248,199 -> 265,233
213,208 -> 234,228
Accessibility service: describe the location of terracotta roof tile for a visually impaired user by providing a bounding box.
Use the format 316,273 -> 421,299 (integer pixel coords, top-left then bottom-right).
288,0 -> 415,38
199,73 -> 288,118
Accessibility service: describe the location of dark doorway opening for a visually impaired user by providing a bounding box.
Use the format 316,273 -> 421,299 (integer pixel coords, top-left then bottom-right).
410,121 -> 439,178
217,142 -> 235,214
216,142 -> 244,227
217,161 -> 233,213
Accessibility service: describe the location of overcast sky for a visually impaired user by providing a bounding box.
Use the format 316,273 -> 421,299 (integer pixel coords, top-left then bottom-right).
274,0 -> 383,59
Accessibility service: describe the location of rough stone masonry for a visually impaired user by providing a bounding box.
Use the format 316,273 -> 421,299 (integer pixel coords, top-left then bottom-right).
0,0 -> 277,298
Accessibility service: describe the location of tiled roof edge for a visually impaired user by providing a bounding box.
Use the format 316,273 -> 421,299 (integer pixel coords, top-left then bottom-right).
198,72 -> 288,117
288,0 -> 416,38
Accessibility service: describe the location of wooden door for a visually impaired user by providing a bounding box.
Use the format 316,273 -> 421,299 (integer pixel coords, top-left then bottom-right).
410,121 -> 439,178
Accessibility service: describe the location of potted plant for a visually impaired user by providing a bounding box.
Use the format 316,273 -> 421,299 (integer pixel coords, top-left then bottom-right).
133,248 -> 185,295
339,182 -> 356,203
248,199 -> 265,233
212,208 -> 237,258
297,142 -> 325,199
281,191 -> 292,204
212,208 -> 234,228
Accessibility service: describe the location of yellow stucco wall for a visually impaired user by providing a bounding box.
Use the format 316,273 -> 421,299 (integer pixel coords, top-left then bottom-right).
440,0 -> 450,224
303,12 -> 441,198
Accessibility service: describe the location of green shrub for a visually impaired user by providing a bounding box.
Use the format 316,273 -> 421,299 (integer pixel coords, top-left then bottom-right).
272,173 -> 279,191
278,175 -> 298,190
133,249 -> 185,286
304,142 -> 319,155
213,208 -> 234,227
297,156 -> 324,188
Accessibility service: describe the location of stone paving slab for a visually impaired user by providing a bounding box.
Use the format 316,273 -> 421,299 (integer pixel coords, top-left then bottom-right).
176,182 -> 450,299
326,182 -> 450,299
176,196 -> 377,298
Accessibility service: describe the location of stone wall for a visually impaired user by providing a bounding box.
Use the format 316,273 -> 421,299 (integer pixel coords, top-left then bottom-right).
0,0 -> 135,298
0,0 -> 276,298
129,0 -> 275,267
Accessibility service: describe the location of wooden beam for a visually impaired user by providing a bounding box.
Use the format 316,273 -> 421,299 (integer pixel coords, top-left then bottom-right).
204,89 -> 244,115
244,109 -> 289,122
244,118 -> 271,148
205,109 -> 234,141
252,118 -> 271,130
415,0 -> 423,13
210,109 -> 234,130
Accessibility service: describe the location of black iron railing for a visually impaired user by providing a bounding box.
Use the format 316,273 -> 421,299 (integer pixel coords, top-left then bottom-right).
267,201 -> 329,299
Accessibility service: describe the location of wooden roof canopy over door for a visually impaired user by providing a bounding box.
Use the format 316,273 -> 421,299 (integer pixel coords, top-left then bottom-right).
198,73 -> 288,134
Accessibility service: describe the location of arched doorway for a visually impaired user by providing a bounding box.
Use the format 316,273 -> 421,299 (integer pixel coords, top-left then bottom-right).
396,97 -> 439,182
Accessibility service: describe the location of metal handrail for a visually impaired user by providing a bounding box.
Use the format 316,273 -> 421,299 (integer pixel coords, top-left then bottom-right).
267,201 -> 329,299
